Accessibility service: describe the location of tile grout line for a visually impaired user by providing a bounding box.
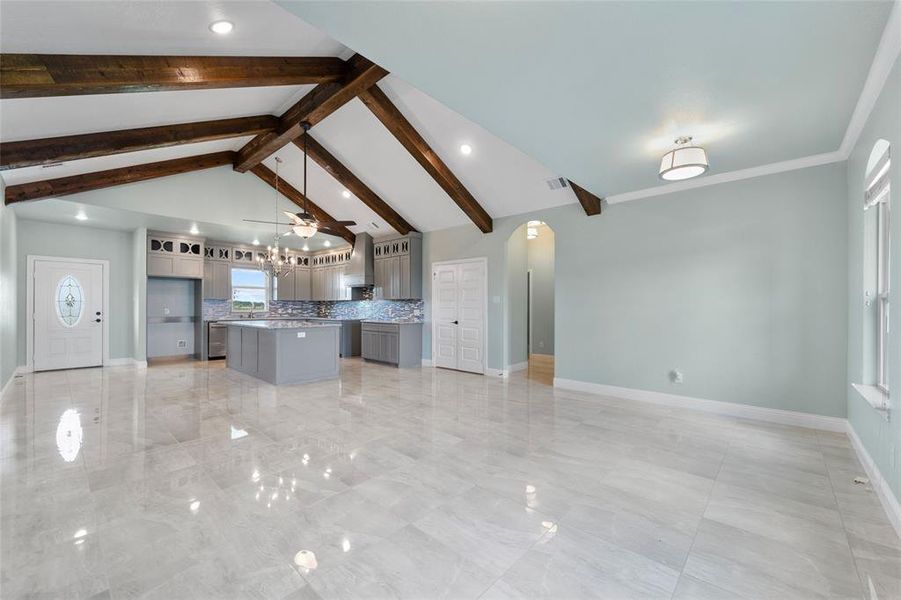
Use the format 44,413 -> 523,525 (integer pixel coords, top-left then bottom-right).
815,430 -> 870,600
667,436 -> 731,599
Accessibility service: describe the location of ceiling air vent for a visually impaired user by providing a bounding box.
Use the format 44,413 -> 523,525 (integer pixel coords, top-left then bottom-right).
546,177 -> 569,191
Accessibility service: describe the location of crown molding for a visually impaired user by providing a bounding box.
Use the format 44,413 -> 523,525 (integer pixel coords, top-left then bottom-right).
607,0 -> 901,206
606,151 -> 844,205
839,0 -> 901,157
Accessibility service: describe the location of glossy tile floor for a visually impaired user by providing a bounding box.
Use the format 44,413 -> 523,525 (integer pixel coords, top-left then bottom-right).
2,359 -> 899,599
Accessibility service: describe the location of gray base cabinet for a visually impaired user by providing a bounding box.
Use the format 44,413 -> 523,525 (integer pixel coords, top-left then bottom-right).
226,323 -> 339,384
361,322 -> 422,368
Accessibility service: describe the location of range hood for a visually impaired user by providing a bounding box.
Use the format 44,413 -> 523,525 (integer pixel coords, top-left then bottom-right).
343,232 -> 373,287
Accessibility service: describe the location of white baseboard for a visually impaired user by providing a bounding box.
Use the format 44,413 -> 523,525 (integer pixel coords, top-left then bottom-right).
1,368 -> 23,398
486,368 -> 507,377
508,361 -> 528,373
846,422 -> 901,540
421,359 -> 434,367
553,378 -> 847,432
104,358 -> 147,367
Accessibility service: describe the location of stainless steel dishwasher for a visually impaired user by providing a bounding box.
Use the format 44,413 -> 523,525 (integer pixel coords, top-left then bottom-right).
208,322 -> 228,359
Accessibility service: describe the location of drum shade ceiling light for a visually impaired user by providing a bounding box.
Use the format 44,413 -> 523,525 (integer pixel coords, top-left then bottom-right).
659,136 -> 708,181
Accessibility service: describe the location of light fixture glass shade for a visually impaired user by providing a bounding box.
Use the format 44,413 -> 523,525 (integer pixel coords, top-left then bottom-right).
659,145 -> 709,181
291,223 -> 317,238
527,227 -> 538,239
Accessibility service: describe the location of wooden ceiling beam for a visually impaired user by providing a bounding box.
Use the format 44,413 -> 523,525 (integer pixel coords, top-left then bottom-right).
358,85 -> 493,233
568,180 -> 602,216
0,54 -> 348,99
4,151 -> 234,204
297,135 -> 416,236
249,163 -> 355,246
233,54 -> 387,173
0,115 -> 278,171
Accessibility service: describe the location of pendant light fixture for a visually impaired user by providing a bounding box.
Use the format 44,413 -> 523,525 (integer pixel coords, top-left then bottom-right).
257,157 -> 297,277
659,136 -> 709,181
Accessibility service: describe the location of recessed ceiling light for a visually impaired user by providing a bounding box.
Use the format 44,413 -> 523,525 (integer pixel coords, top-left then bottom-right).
209,20 -> 234,35
75,211 -> 87,221
252,239 -> 260,246
341,190 -> 352,199
190,224 -> 199,235
323,240 -> 331,247
459,144 -> 472,155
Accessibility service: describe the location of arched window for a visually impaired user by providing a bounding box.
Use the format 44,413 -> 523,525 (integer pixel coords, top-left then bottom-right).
864,140 -> 890,396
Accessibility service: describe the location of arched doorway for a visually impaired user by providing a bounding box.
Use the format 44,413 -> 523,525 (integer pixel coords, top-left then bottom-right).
505,221 -> 555,384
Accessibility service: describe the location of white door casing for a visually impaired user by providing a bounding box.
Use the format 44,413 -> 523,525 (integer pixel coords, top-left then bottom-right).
431,258 -> 487,374
27,256 -> 109,372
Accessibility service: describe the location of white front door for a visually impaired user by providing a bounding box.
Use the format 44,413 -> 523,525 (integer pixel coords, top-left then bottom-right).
432,260 -> 486,374
33,259 -> 104,371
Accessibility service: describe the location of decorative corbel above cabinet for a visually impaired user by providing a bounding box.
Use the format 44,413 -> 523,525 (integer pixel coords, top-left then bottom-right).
147,232 -> 205,279
373,233 -> 422,300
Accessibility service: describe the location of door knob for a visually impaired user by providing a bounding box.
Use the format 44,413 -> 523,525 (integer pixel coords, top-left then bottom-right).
452,320 -> 459,325
95,311 -> 101,316
95,318 -> 102,323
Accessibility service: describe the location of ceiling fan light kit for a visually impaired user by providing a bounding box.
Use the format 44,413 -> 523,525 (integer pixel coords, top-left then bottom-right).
659,136 -> 709,181
243,123 -> 357,266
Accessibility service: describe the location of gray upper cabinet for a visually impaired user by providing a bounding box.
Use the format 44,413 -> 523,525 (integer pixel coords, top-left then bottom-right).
274,260 -> 311,302
203,261 -> 230,300
309,248 -> 352,301
373,234 -> 422,300
147,232 -> 204,279
202,243 -> 233,300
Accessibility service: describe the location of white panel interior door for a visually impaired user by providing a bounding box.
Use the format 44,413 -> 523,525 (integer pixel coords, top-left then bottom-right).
457,261 -> 486,374
33,260 -> 104,371
432,260 -> 486,374
433,264 -> 458,370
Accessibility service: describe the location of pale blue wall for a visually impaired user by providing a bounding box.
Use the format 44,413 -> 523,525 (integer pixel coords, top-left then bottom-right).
846,56 -> 900,500
133,228 -> 147,362
505,224 -> 529,368
16,219 -> 137,362
528,224 -> 555,356
0,181 -> 18,388
424,162 -> 848,417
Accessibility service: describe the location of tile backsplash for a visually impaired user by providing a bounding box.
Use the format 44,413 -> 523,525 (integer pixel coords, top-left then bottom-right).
203,299 -> 423,322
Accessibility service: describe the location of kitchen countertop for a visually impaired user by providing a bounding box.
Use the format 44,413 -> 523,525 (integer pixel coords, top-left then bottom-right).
361,320 -> 423,325
225,319 -> 340,329
208,316 -> 361,323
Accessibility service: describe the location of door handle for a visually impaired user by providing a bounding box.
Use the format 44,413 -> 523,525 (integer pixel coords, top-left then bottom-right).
95,318 -> 102,323
452,320 -> 459,325
95,311 -> 101,316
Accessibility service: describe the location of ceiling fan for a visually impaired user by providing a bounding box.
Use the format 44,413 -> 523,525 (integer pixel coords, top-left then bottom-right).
243,121 -> 355,240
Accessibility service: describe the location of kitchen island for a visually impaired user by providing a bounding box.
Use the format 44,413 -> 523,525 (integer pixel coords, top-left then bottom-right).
226,320 -> 340,384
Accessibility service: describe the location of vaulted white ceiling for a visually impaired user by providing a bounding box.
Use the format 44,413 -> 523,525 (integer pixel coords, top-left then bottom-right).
280,0 -> 895,197
0,0 -> 582,240
1,0 -> 895,243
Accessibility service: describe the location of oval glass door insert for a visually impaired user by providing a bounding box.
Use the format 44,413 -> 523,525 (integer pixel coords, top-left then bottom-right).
56,275 -> 84,327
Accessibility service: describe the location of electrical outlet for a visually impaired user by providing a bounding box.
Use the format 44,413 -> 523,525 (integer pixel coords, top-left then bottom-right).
163,307 -> 170,315
177,340 -> 187,349
670,369 -> 683,384
297,331 -> 306,338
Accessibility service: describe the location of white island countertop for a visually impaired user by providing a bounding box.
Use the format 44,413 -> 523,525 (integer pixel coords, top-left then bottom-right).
226,319 -> 340,329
